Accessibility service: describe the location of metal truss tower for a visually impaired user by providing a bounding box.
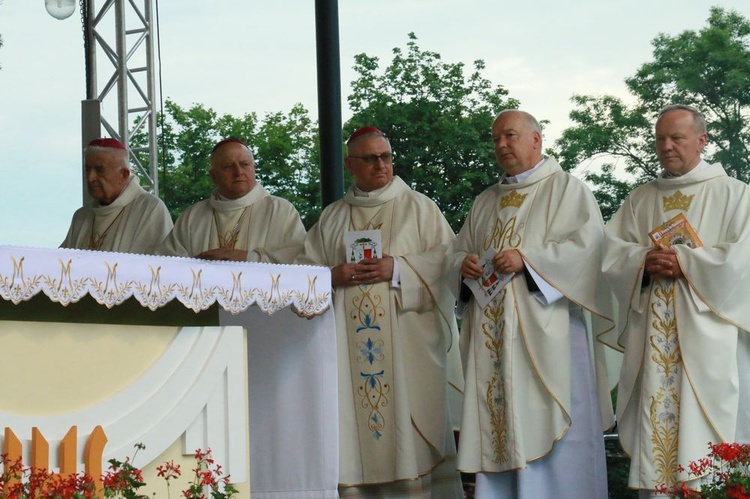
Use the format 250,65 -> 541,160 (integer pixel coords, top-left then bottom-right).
81,0 -> 158,195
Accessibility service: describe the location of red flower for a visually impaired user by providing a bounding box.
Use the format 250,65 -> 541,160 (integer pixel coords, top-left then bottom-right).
728,484 -> 749,499
658,441 -> 750,499
157,459 -> 182,480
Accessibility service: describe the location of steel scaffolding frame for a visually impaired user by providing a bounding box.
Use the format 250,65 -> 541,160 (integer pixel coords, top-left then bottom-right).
82,0 -> 158,195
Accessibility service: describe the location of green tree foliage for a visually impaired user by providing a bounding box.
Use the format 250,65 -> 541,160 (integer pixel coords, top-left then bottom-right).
552,7 -> 750,221
136,100 -> 320,227
346,33 -> 519,231
146,34 -> 516,231
252,105 -> 321,228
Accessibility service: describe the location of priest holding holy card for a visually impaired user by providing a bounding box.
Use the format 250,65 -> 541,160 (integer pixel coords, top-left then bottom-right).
602,104 -> 750,497
447,110 -> 614,499
296,127 -> 464,498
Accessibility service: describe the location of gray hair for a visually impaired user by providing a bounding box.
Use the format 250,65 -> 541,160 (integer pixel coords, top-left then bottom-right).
84,145 -> 129,171
494,109 -> 543,136
658,104 -> 707,135
345,132 -> 391,156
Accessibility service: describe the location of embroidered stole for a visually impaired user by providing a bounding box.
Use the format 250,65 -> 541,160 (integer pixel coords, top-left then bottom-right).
477,188 -> 525,466
640,191 -> 689,489
343,200 -> 397,483
640,279 -> 682,488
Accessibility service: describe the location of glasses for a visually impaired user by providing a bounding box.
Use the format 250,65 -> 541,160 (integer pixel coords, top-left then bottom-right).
348,152 -> 393,165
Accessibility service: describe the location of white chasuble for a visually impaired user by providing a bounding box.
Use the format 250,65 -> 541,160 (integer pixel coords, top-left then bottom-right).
296,176 -> 463,490
158,184 -> 305,263
89,203 -> 130,250
211,203 -> 252,250
463,174 -> 569,471
447,158 -> 615,474
61,176 -> 173,255
602,162 -> 750,491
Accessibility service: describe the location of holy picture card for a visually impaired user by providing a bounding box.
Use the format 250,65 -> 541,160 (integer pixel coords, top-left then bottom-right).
648,213 -> 703,249
464,248 -> 515,309
344,230 -> 383,263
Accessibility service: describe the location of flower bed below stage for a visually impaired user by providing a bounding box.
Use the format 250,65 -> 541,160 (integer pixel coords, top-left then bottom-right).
0,445 -> 236,499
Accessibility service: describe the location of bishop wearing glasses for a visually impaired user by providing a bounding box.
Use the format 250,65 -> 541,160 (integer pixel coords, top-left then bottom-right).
296,127 -> 464,497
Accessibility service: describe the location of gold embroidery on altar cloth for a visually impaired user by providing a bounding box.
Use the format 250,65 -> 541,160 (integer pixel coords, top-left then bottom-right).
647,280 -> 681,487
500,190 -> 527,209
0,251 -> 332,316
662,190 -> 694,212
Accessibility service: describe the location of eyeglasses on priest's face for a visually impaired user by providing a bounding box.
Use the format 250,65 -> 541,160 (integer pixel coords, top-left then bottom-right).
347,152 -> 394,165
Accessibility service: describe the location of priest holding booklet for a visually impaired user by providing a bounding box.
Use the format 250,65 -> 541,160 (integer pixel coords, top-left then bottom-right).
446,110 -> 614,499
601,104 -> 750,497
295,127 -> 464,497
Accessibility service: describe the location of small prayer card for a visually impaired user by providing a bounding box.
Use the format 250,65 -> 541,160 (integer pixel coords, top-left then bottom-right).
464,248 -> 515,308
344,230 -> 383,263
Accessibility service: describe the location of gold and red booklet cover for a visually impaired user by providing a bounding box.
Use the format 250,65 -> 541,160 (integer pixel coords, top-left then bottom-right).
648,213 -> 703,248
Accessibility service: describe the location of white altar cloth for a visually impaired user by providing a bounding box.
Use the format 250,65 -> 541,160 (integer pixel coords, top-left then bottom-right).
0,245 -> 331,317
0,245 -> 338,498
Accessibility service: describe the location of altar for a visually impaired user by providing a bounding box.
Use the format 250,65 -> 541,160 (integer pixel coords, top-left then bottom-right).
0,245 -> 338,498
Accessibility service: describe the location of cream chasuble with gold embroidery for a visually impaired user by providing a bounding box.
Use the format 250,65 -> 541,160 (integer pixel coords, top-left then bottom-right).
296,176 -> 463,488
158,184 -> 305,263
602,161 -> 750,491
447,158 -> 614,473
61,175 -> 173,254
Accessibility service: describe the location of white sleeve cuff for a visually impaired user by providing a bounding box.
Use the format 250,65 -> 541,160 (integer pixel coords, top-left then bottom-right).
390,257 -> 401,288
524,260 -> 563,305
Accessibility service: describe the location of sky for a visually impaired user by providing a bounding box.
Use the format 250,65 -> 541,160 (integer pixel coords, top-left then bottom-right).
1,0 -> 748,248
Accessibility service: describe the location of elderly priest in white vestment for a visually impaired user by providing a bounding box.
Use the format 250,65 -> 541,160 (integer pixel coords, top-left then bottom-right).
158,137 -> 305,263
446,110 -> 615,499
60,138 -> 173,254
601,104 -> 750,498
295,126 -> 464,498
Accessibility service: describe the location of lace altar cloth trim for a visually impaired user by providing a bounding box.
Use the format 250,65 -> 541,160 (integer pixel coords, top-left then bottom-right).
0,246 -> 331,317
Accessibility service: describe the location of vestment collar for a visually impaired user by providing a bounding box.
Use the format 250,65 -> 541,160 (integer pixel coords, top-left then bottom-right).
656,161 -> 727,189
91,175 -> 144,216
344,176 -> 411,207
502,157 -> 546,184
497,157 -> 562,191
209,183 -> 269,212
